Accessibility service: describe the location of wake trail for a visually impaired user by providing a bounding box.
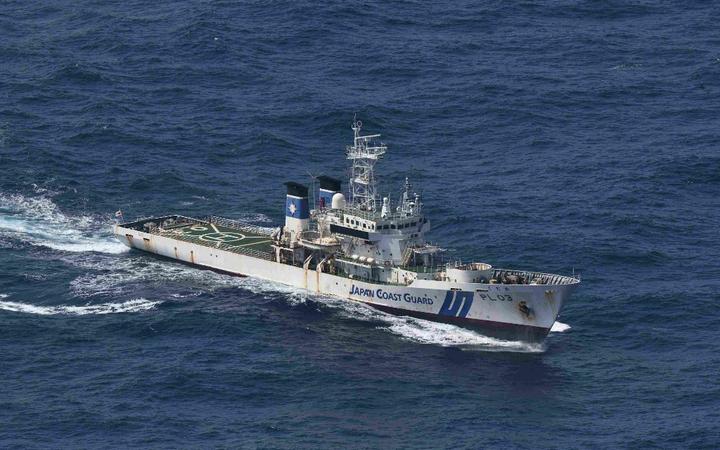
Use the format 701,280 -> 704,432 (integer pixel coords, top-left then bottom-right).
0,192 -> 128,254
278,285 -> 546,352
0,297 -> 160,315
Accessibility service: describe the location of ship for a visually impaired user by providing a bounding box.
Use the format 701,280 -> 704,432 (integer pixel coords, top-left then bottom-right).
113,119 -> 580,343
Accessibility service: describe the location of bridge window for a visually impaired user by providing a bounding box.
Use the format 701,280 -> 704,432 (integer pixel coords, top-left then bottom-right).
391,224 -> 396,229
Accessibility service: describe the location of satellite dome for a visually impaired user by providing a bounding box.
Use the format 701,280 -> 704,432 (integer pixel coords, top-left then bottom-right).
331,193 -> 346,209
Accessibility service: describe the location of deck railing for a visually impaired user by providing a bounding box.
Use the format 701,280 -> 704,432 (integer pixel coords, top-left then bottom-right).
208,215 -> 274,236
491,269 -> 580,286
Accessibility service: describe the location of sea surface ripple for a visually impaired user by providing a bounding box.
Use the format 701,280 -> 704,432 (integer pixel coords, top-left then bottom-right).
1,1 -> 719,448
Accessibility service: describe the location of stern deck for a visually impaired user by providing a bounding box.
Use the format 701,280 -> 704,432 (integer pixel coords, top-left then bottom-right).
125,215 -> 275,260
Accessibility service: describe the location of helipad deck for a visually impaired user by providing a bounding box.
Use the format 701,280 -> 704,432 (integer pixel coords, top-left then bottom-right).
154,217 -> 274,260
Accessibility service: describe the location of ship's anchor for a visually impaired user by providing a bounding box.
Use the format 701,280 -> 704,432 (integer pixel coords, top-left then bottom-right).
518,301 -> 533,319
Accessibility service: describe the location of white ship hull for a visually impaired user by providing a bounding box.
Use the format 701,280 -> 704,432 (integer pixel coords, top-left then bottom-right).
114,223 -> 577,342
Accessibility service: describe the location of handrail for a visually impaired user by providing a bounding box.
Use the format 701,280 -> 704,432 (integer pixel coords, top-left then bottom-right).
491,268 -> 580,285
209,215 -> 274,236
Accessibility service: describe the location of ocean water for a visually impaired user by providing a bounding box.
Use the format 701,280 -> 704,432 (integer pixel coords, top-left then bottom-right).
1,1 -> 719,448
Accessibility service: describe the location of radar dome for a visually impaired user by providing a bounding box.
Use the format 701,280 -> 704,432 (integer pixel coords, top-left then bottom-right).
331,193 -> 346,209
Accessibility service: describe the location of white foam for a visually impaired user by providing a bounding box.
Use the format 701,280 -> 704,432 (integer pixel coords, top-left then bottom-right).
0,192 -> 128,254
68,253 -> 251,298
238,213 -> 273,224
383,316 -> 545,352
551,321 -> 571,332
0,298 -> 160,315
170,292 -> 202,299
266,286 -> 545,352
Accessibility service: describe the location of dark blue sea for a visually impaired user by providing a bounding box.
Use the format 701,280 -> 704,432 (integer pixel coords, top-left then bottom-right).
1,1 -> 719,448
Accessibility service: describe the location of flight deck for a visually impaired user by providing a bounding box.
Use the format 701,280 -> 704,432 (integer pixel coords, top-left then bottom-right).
123,215 -> 274,260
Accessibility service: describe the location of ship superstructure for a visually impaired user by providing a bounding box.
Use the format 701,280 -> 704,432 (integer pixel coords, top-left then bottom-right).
114,120 -> 579,342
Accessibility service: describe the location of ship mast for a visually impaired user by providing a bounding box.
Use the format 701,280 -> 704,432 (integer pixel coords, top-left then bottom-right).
346,119 -> 386,212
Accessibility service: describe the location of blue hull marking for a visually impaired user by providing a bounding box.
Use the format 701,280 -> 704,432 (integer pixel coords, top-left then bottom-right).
439,291 -> 474,318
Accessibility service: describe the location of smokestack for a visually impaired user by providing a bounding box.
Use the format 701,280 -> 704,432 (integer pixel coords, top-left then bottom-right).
284,182 -> 309,241
317,176 -> 342,209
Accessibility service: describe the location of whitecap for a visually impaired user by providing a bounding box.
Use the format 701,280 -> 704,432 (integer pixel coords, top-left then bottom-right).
238,212 -> 273,224
0,298 -> 160,315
